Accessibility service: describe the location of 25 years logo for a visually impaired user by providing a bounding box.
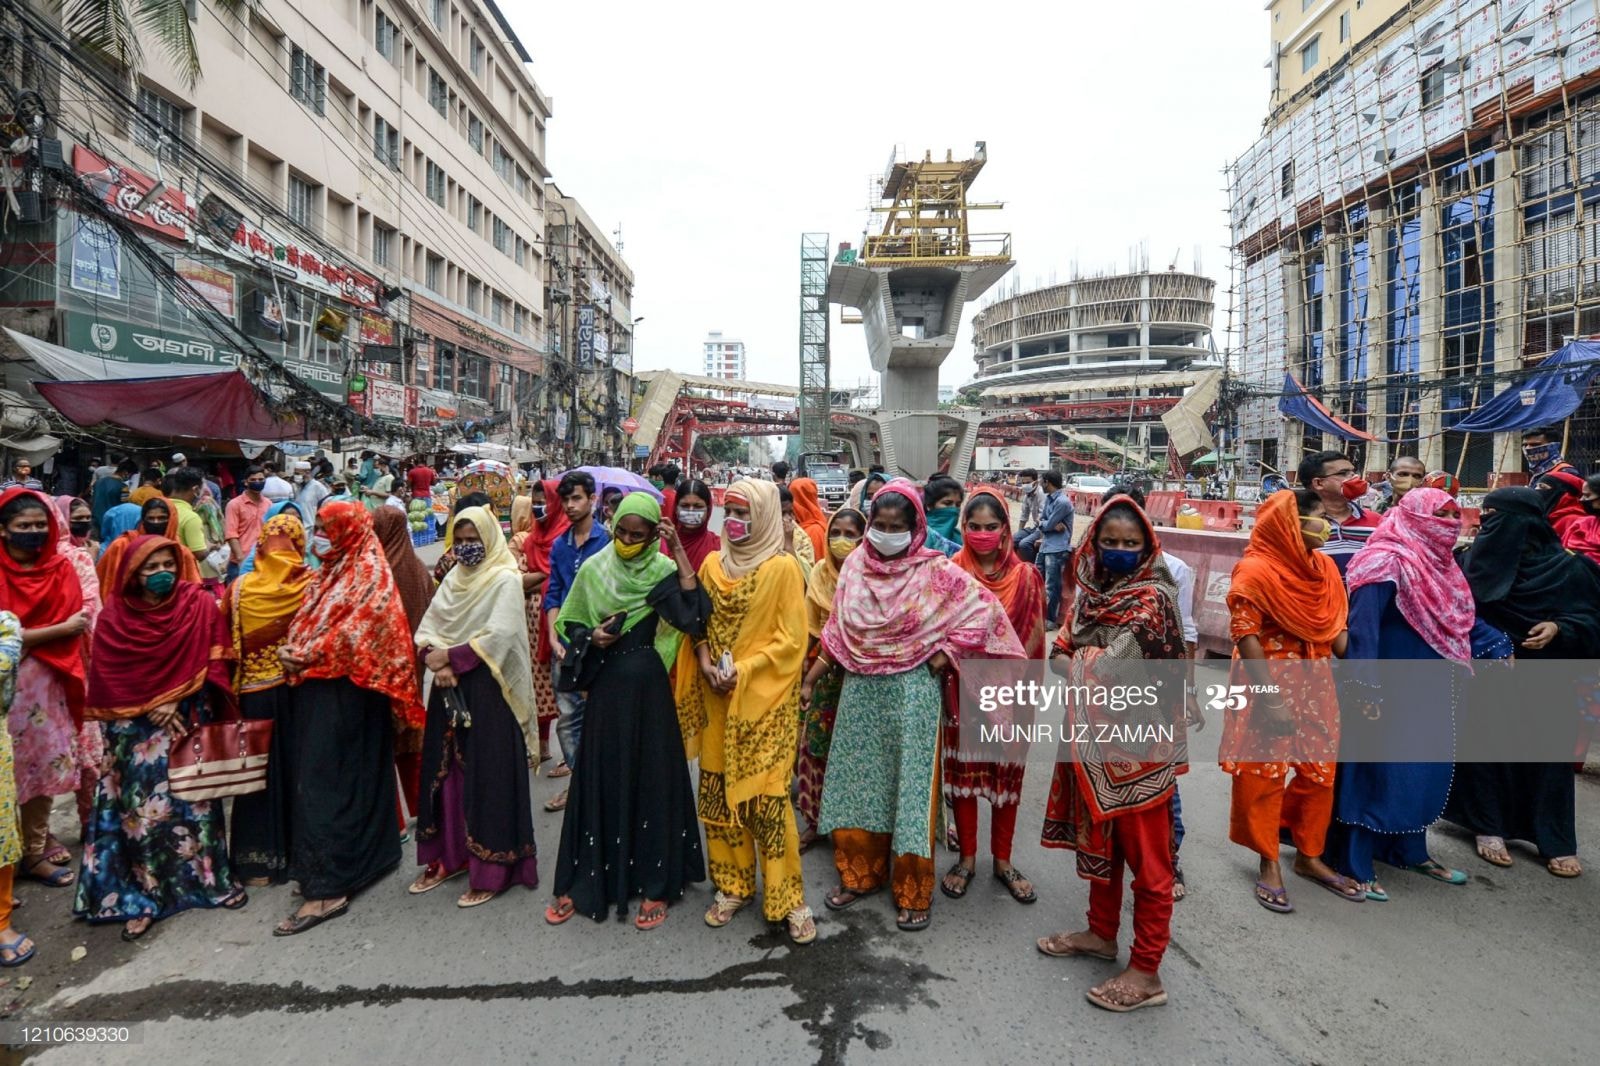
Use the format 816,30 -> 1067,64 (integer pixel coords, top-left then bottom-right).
1202,683 -> 1281,712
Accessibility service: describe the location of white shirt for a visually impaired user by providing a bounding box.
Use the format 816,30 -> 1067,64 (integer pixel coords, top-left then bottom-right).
262,475 -> 295,503
294,477 -> 331,519
1161,551 -> 1199,646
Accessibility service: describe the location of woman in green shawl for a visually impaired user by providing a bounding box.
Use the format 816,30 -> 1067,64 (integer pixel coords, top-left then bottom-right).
543,492 -> 710,930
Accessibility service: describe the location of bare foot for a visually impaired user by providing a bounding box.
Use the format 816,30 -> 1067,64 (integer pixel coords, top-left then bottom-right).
1036,928 -> 1116,959
1087,966 -> 1166,1011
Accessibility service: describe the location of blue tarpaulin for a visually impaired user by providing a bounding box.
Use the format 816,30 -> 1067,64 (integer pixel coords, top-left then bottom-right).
1448,340 -> 1600,434
1278,372 -> 1376,442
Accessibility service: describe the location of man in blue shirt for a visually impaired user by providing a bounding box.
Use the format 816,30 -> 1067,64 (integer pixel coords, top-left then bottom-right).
1036,470 -> 1075,627
541,470 -> 610,812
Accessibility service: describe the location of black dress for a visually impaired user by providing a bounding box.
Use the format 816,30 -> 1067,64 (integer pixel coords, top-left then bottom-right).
282,677 -> 401,899
229,685 -> 294,884
553,577 -> 710,920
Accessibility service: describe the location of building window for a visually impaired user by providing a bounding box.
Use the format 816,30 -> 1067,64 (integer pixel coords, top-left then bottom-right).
372,224 -> 393,267
288,175 -> 318,231
133,87 -> 184,164
515,238 -> 526,267
1300,36 -> 1319,74
426,253 -> 443,292
492,142 -> 514,184
466,194 -> 481,232
493,218 -> 512,255
492,292 -> 507,326
430,0 -> 446,30
470,33 -> 484,76
516,167 -> 530,200
428,69 -> 448,116
425,161 -> 446,207
1420,64 -> 1446,109
466,277 -> 481,314
467,113 -> 483,154
375,10 -> 398,60
290,45 -> 326,115
1281,160 -> 1296,198
514,306 -> 526,335
433,344 -> 455,390
1339,10 -> 1351,42
1302,0 -> 1315,9
373,116 -> 399,169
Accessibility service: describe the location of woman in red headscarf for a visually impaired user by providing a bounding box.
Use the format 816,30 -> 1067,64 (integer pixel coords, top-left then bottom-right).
941,487 -> 1045,906
0,489 -> 89,888
75,535 -> 246,939
1220,489 -> 1355,913
521,478 -> 569,766
273,502 -> 423,936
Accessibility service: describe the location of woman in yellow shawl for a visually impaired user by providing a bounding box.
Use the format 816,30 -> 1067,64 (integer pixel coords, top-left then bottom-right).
227,513 -> 313,886
409,507 -> 539,908
677,479 -> 814,944
796,507 -> 864,846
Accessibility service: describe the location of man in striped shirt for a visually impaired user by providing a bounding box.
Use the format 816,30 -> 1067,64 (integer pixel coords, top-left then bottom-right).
1296,450 -> 1381,577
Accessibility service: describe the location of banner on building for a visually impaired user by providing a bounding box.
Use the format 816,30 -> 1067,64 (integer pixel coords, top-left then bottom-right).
973,446 -> 1050,470
175,258 -> 236,317
69,221 -> 121,299
577,304 -> 595,369
211,217 -> 380,310
370,379 -> 409,422
72,145 -> 195,242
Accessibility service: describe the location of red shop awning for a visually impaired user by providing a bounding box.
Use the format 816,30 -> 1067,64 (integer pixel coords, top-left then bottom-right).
36,371 -> 310,441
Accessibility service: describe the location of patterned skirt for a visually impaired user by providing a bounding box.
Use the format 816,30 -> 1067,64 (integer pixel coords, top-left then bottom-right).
795,649 -> 841,828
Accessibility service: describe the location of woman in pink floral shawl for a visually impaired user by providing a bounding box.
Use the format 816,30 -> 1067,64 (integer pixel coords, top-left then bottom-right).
51,496 -> 104,839
802,478 -> 1023,932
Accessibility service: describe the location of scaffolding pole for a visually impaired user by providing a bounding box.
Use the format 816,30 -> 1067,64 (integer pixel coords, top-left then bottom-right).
799,233 -> 832,452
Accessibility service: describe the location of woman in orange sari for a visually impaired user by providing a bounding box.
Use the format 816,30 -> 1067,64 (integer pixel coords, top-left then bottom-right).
941,486 -> 1045,904
1219,489 -> 1356,913
789,478 -> 828,558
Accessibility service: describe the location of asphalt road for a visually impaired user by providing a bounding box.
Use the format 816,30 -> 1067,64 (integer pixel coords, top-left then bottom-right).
5,530 -> 1599,1064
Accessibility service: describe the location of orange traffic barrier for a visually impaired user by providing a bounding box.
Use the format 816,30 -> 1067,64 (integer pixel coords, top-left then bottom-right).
1194,500 -> 1245,532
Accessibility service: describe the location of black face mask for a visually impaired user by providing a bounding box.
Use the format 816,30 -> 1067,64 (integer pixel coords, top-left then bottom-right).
245,481 -> 266,493
69,520 -> 92,537
7,530 -> 48,552
143,520 -> 167,535
1584,499 -> 1600,518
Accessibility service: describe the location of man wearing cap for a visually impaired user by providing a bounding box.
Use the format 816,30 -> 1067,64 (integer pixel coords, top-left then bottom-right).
293,460 -> 330,518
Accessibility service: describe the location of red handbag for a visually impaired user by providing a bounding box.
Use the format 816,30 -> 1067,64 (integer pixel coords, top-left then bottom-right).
167,716 -> 272,801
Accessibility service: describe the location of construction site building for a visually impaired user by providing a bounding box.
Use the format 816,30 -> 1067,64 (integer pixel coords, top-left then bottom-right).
1230,0 -> 1600,483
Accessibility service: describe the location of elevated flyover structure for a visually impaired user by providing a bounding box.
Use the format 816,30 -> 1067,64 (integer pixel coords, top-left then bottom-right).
828,144 -> 1013,479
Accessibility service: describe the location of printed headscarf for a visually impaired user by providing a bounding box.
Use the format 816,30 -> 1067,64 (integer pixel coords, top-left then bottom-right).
1346,487 -> 1473,662
0,488 -> 87,720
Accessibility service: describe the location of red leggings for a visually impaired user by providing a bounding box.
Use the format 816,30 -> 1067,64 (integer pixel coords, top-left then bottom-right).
1086,802 -> 1175,974
952,796 -> 1020,863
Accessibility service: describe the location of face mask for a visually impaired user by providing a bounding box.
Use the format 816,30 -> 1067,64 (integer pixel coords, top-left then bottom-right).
926,507 -> 961,539
143,520 -> 167,535
828,536 -> 858,561
1300,517 -> 1331,547
246,481 -> 265,493
867,527 -> 913,556
650,478 -> 664,490
1100,547 -> 1142,574
455,541 -> 487,567
311,534 -> 333,558
614,539 -> 647,561
69,520 -> 92,538
966,529 -> 1004,554
1523,441 -> 1560,469
1340,476 -> 1370,501
7,530 -> 48,552
144,571 -> 177,597
724,517 -> 751,543
533,504 -> 546,520
678,508 -> 707,528
1583,498 -> 1600,517
1388,472 -> 1419,492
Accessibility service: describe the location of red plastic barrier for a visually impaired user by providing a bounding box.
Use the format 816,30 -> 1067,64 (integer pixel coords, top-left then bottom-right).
1144,490 -> 1182,527
1460,506 -> 1480,537
1194,500 -> 1245,531
1157,527 -> 1251,657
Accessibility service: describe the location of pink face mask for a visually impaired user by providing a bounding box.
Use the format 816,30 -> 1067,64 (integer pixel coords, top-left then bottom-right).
965,529 -> 1003,553
724,518 -> 750,543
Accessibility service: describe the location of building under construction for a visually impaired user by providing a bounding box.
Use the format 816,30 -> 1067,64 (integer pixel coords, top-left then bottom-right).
1229,0 -> 1600,483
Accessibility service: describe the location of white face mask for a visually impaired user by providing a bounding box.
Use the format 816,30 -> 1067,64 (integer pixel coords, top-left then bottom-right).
867,527 -> 913,556
677,507 -> 707,528
311,534 -> 332,558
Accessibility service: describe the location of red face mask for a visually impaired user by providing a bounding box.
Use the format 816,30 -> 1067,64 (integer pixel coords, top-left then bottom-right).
965,529 -> 1003,553
1341,476 -> 1370,500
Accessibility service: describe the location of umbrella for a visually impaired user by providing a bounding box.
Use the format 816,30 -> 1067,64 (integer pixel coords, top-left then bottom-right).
566,465 -> 663,502
1189,451 -> 1239,467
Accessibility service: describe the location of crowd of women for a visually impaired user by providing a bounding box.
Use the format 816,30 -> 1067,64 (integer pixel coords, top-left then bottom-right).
0,456 -> 1589,1017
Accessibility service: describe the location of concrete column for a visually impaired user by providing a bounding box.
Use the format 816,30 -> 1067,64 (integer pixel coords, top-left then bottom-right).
1320,238 -> 1344,453
1365,207 -> 1392,472
1139,273 -> 1151,351
1489,157 -> 1524,482
1415,186 -> 1446,471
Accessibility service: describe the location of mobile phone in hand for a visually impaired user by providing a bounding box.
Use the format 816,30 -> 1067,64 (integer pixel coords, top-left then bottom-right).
718,650 -> 734,680
603,612 -> 627,636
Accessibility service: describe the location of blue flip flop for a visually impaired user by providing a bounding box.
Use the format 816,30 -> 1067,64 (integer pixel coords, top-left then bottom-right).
1408,860 -> 1468,885
0,931 -> 35,967
1254,880 -> 1294,913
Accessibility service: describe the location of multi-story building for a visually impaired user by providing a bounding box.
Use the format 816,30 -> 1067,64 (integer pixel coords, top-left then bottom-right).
543,181 -> 634,463
1231,0 -> 1600,483
702,331 -> 746,381
0,0 -> 551,447
965,269 -> 1216,463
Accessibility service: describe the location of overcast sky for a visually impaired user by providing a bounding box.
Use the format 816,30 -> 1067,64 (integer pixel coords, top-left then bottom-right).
515,0 -> 1268,393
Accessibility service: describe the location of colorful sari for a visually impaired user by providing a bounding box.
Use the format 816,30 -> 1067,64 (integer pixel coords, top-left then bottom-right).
796,508 -> 862,828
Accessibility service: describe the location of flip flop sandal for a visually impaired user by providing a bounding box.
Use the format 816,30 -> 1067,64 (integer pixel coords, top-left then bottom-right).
21,859 -> 74,888
1295,869 -> 1365,902
0,931 -> 33,967
221,891 -> 249,910
1253,880 -> 1294,913
1086,982 -> 1169,1013
1036,934 -> 1117,960
1546,857 -> 1582,879
1475,836 -> 1513,868
785,906 -> 817,945
407,862 -> 468,895
895,910 -> 931,932
1407,860 -> 1468,885
42,835 -> 71,866
457,890 -> 500,909
823,885 -> 881,912
544,899 -> 577,926
635,902 -> 668,931
544,790 -> 569,812
940,863 -> 975,900
1361,881 -> 1389,902
994,866 -> 1038,904
273,900 -> 350,937
121,920 -> 154,943
547,763 -> 572,779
